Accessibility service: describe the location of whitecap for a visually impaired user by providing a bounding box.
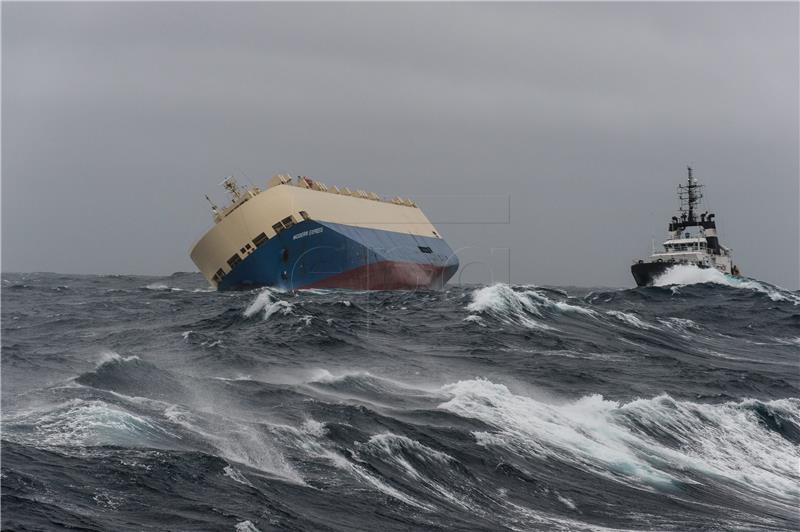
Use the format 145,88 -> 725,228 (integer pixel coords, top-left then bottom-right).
466,284 -> 555,330
438,379 -> 800,503
243,289 -> 294,320
654,265 -> 800,305
223,465 -> 254,487
235,521 -> 262,532
606,310 -> 658,330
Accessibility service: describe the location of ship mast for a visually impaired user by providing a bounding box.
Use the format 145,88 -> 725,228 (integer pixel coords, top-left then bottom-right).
677,166 -> 703,224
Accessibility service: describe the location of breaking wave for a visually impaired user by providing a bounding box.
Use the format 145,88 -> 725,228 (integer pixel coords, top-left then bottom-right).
243,288 -> 295,319
654,265 -> 800,304
465,283 -> 596,330
439,379 -> 800,505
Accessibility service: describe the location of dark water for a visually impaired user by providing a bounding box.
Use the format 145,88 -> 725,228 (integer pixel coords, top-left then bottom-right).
2,269 -> 799,531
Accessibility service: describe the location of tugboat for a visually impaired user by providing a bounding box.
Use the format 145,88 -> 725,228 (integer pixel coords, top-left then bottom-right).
631,167 -> 740,287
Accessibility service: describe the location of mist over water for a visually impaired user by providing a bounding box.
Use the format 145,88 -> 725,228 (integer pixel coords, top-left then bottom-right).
2,271 -> 799,531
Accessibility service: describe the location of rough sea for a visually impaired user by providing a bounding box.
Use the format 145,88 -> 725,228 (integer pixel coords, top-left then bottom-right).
2,266 -> 799,531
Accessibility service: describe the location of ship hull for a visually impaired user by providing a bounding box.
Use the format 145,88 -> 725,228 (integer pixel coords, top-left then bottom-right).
631,261 -> 716,287
217,220 -> 458,291
631,261 -> 674,287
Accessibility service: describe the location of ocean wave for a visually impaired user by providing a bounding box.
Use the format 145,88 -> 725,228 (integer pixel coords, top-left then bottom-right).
5,398 -> 177,449
75,352 -> 188,402
466,284 -> 557,330
605,310 -> 658,330
243,289 -> 294,320
223,465 -> 254,487
438,379 -> 800,504
654,265 -> 800,304
143,283 -> 182,291
353,433 -> 476,512
161,404 -> 304,484
5,272 -> 800,531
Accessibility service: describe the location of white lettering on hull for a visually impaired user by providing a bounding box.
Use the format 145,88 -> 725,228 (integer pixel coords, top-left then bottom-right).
293,227 -> 324,240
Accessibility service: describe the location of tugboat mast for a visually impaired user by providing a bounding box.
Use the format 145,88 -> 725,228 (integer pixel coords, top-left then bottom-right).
678,166 -> 703,224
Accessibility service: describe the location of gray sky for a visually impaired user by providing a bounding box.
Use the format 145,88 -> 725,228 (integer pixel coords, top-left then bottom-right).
3,2 -> 798,288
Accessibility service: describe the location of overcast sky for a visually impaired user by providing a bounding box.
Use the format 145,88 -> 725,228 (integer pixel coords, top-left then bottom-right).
3,2 -> 798,288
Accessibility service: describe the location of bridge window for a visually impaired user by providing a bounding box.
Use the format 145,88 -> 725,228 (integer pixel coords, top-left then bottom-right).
253,232 -> 268,247
299,211 -> 310,221
418,246 -> 433,254
272,222 -> 284,234
227,254 -> 242,268
281,216 -> 296,229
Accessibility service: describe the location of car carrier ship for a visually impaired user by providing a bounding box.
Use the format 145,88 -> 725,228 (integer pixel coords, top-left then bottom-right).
631,167 -> 740,287
189,174 -> 459,290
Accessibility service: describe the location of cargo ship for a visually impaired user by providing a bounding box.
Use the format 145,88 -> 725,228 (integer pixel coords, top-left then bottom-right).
631,167 -> 740,286
189,174 -> 459,290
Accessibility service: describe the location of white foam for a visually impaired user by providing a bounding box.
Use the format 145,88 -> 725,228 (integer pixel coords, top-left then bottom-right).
606,310 -> 658,330
243,289 -> 294,320
163,405 -> 304,484
144,283 -> 182,291
360,433 -> 454,468
224,465 -> 254,487
526,290 -> 598,317
235,521 -> 262,532
654,265 -> 799,305
438,378 -> 800,504
463,315 -> 486,326
300,418 -> 327,438
17,399 -> 173,448
657,317 -> 699,331
200,339 -> 223,348
96,351 -> 140,366
330,450 -> 431,509
466,284 -> 555,330
556,493 -> 577,510
355,433 -> 477,511
296,288 -> 330,295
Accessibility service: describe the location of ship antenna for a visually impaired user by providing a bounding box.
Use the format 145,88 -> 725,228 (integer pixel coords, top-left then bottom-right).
220,175 -> 243,200
687,166 -> 695,222
205,194 -> 220,214
677,165 -> 703,225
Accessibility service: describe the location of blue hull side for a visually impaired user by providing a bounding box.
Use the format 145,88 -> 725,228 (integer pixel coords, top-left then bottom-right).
217,220 -> 458,291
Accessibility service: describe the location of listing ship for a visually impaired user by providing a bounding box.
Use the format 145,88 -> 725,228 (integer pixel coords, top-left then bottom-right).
631,167 -> 740,287
189,174 -> 459,291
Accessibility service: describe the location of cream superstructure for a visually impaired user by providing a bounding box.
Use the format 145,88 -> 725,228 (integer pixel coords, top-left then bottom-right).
190,175 -> 442,287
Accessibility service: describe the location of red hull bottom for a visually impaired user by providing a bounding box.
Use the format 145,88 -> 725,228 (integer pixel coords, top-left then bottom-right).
303,260 -> 455,290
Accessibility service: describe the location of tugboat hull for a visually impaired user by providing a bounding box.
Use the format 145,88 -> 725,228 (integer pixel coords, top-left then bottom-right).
631,261 -> 675,287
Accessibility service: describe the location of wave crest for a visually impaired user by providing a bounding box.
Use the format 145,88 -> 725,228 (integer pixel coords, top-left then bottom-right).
438,378 -> 800,503
243,289 -> 294,320
654,265 -> 799,304
466,284 -> 595,330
